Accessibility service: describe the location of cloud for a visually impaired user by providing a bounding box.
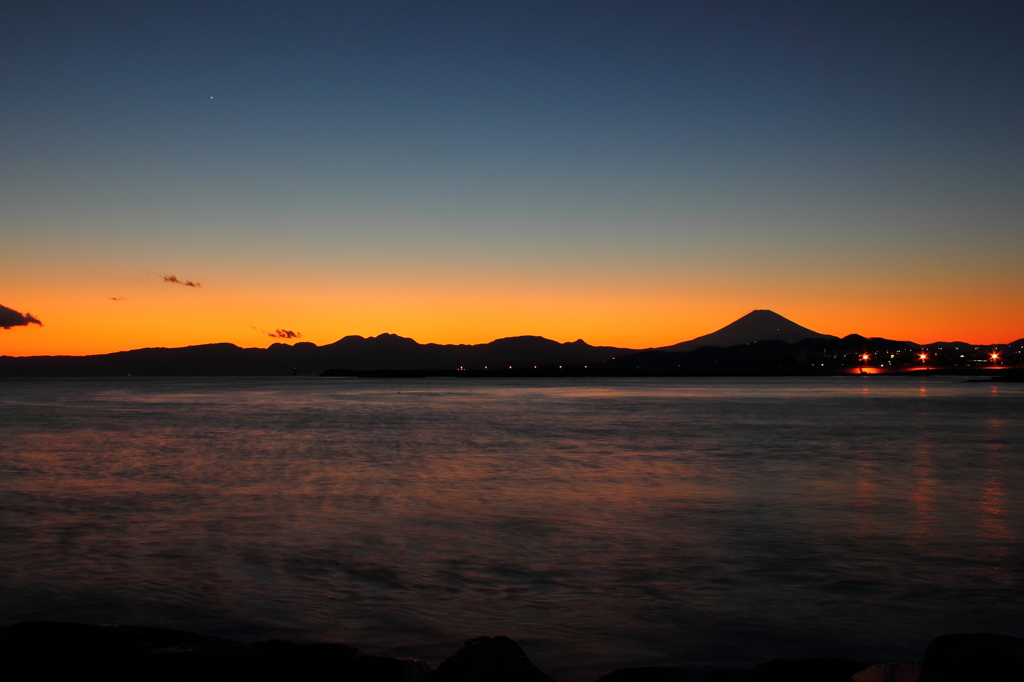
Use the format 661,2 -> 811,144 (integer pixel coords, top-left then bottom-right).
0,304 -> 43,329
250,326 -> 302,339
163,274 -> 201,287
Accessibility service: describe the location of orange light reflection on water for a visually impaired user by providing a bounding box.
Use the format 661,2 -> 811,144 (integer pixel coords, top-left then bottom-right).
910,438 -> 936,546
851,433 -> 878,539
979,416 -> 1009,547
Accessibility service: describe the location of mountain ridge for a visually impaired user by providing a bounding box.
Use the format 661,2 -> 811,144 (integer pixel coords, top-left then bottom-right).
2,311 -> 1020,376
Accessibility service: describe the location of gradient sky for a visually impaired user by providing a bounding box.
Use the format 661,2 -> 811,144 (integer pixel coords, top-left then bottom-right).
2,1 -> 1022,356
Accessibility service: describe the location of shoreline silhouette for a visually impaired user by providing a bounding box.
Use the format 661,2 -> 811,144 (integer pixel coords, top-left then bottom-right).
1,311 -> 1021,377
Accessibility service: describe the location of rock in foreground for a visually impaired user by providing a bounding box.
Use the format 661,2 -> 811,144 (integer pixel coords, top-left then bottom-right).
732,658 -> 867,681
3,622 -> 1022,682
0,621 -> 428,682
423,636 -> 554,682
597,658 -> 867,682
919,633 -> 1024,682
596,665 -> 733,681
852,661 -> 922,682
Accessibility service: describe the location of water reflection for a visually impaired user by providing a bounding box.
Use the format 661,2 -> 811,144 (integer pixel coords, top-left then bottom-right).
0,377 -> 1022,681
978,417 -> 1010,573
910,439 -> 936,546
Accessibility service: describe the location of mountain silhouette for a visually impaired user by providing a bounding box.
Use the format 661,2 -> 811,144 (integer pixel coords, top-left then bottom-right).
659,310 -> 835,352
0,334 -> 633,376
316,333 -> 631,370
2,311 -> 1015,377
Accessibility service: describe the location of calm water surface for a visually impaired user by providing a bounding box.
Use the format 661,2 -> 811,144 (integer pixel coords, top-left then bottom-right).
1,377 -> 1022,679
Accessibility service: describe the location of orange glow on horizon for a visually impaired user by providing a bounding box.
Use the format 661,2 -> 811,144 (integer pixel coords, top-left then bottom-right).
1,273 -> 1022,357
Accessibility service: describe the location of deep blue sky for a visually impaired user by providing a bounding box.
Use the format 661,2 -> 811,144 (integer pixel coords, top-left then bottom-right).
2,1 -> 1023,353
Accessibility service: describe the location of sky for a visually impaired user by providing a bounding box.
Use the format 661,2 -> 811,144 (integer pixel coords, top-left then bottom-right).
2,0 -> 1023,356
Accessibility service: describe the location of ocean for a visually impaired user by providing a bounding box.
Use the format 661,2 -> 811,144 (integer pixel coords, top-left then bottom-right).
1,376 -> 1021,680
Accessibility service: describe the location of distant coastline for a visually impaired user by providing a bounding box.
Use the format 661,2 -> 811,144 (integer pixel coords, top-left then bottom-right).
2,311 -> 1021,377
2,335 -> 1020,378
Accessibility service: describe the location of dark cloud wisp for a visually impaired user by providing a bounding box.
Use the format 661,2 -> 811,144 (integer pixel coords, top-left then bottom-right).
163,275 -> 201,288
249,326 -> 303,340
1,304 -> 43,329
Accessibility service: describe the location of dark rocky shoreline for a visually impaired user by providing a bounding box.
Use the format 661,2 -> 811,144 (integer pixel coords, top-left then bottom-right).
2,622 -> 1021,681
